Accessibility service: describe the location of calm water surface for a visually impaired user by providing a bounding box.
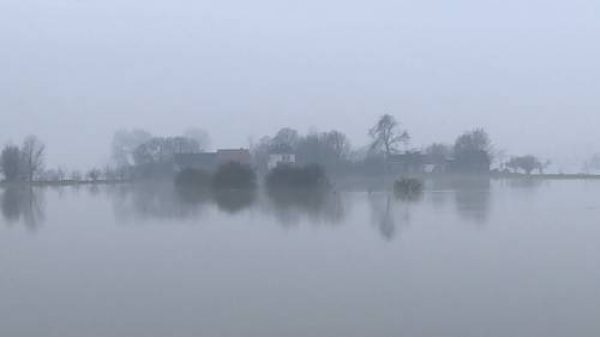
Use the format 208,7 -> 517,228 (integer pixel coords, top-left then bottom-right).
1,179 -> 600,337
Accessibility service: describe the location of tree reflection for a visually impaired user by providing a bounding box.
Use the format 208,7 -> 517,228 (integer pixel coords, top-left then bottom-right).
213,189 -> 256,214
106,183 -> 348,227
452,178 -> 491,225
109,182 -> 259,223
1,186 -> 45,230
368,192 -> 412,241
109,183 -> 207,223
429,177 -> 493,224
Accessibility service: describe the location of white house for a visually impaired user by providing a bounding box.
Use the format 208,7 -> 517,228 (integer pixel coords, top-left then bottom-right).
268,153 -> 296,170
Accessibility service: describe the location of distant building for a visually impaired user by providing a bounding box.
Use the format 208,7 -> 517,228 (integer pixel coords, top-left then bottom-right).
388,151 -> 426,173
268,153 -> 296,170
174,149 -> 252,173
267,144 -> 296,170
217,149 -> 252,166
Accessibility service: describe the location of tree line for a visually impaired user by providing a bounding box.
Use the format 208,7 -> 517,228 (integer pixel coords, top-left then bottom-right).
1,115 -> 554,183
1,136 -> 45,183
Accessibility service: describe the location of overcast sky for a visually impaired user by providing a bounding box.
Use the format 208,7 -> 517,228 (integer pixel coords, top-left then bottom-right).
1,0 -> 599,171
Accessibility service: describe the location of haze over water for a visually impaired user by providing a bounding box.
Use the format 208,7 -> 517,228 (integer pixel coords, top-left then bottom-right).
2,179 -> 600,337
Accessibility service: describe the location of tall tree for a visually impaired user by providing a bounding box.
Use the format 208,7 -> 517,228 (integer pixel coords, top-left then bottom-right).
425,143 -> 452,168
453,129 -> 492,173
369,114 -> 409,158
293,130 -> 351,169
133,137 -> 200,166
1,145 -> 21,181
324,130 -> 351,162
272,128 -> 300,150
20,136 -> 45,183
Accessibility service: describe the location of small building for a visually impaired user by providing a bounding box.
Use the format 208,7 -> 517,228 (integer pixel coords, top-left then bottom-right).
174,149 -> 252,173
388,151 -> 427,173
217,149 -> 252,166
268,153 -> 296,170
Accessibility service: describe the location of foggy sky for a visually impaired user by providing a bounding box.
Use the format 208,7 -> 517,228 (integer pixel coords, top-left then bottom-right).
1,0 -> 599,171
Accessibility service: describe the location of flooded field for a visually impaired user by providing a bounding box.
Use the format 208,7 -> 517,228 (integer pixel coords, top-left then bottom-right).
1,179 -> 600,337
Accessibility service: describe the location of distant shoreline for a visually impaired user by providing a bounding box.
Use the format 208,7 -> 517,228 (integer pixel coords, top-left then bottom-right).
2,173 -> 600,188
490,173 -> 600,180
0,180 -> 131,187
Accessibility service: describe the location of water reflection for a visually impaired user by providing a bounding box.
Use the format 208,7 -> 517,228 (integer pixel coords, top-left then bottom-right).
109,183 -> 259,223
430,178 -> 492,224
105,178 -> 493,236
213,189 -> 256,214
109,183 -> 207,223
106,183 -> 346,227
453,179 -> 491,224
368,192 -> 415,241
1,186 -> 45,230
264,188 -> 344,226
0,180 -> 496,235
505,177 -> 544,190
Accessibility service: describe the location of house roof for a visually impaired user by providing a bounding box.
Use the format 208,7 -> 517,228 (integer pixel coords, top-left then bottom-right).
217,149 -> 251,164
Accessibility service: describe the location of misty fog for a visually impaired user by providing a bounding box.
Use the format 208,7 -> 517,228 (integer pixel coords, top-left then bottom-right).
3,2 -> 600,337
2,0 -> 599,171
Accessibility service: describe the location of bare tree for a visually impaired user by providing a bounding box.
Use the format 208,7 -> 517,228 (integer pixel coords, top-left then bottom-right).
272,128 -> 300,150
425,143 -> 452,169
369,114 -> 410,158
20,136 -> 45,183
324,130 -> 351,161
1,145 -> 21,181
87,168 -> 101,182
132,137 -> 200,166
184,128 -> 210,151
111,129 -> 152,167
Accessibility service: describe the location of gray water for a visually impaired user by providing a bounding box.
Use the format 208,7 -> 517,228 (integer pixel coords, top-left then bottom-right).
1,179 -> 600,337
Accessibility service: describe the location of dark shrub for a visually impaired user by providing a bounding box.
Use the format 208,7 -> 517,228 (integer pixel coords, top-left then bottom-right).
212,162 -> 256,190
266,164 -> 329,190
175,168 -> 212,189
393,178 -> 424,201
174,169 -> 212,203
